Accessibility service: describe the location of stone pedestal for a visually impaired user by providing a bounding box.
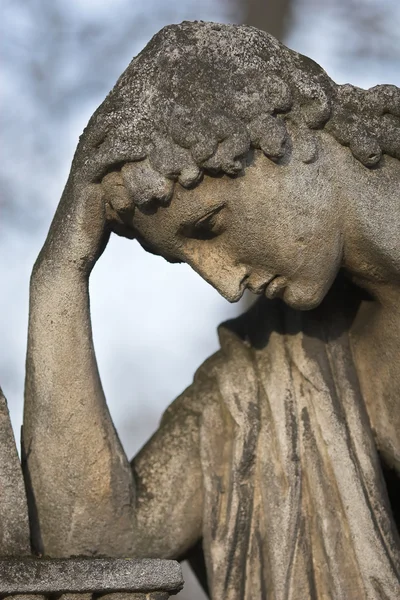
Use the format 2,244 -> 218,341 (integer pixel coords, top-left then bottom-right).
0,557 -> 183,598
0,388 -> 184,598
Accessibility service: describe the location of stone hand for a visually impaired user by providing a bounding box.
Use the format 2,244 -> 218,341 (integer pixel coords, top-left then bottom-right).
32,179 -> 108,277
101,170 -> 137,241
35,169 -> 137,277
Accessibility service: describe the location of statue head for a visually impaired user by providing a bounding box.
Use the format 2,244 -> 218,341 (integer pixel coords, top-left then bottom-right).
72,21 -> 400,309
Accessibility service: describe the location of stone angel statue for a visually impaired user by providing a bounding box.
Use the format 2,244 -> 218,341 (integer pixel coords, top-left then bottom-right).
23,22 -> 400,599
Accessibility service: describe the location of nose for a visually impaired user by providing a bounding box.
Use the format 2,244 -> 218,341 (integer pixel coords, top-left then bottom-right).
185,251 -> 248,302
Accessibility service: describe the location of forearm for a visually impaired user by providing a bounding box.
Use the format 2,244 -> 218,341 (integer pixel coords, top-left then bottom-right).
23,187 -> 135,557
23,178 -> 204,561
24,263 -> 203,561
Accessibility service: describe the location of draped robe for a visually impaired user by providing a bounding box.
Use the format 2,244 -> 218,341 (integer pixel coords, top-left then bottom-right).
167,283 -> 400,599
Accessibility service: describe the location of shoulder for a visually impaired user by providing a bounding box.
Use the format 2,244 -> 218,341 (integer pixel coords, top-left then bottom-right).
160,350 -> 223,428
161,300 -> 272,426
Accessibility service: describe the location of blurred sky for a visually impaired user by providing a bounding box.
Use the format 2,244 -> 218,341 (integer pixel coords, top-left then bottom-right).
1,1 -> 399,598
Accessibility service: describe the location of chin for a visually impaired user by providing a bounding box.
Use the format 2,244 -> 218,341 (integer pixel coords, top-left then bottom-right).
282,282 -> 328,311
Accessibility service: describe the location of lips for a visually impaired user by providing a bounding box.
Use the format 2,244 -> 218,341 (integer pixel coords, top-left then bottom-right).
247,275 -> 277,295
245,274 -> 286,298
250,282 -> 268,295
264,275 -> 286,299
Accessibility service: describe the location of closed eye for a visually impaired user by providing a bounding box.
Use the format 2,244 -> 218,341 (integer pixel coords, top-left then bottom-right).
180,204 -> 225,240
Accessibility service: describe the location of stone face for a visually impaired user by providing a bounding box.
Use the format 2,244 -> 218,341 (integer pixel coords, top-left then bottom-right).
21,20 -> 400,600
0,387 -> 30,556
0,558 -> 183,595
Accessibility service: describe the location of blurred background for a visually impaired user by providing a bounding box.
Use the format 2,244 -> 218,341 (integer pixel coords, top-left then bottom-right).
1,0 -> 399,597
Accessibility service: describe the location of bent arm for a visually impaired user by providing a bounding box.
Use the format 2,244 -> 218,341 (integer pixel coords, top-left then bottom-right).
24,180 -> 137,557
23,180 -> 203,558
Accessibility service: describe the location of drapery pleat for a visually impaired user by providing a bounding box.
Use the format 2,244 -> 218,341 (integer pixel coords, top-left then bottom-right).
199,299 -> 400,599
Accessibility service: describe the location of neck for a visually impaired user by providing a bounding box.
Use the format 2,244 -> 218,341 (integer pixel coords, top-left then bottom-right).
327,143 -> 400,307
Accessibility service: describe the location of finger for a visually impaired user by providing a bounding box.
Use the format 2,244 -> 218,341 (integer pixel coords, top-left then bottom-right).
82,136 -> 146,183
101,172 -> 132,214
101,172 -> 136,240
121,160 -> 174,207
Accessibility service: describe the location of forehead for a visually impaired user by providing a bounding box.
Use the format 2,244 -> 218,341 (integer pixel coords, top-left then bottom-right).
131,173 -> 235,255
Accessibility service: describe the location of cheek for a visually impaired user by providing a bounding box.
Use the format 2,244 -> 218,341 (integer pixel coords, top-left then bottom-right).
262,209 -> 336,273
228,197 -> 298,270
233,222 -> 292,272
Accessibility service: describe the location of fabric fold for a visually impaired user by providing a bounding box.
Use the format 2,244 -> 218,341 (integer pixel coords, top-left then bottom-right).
199,298 -> 400,599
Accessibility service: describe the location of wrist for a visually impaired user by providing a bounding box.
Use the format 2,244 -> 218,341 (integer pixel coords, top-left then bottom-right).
34,181 -> 109,283
31,249 -> 89,290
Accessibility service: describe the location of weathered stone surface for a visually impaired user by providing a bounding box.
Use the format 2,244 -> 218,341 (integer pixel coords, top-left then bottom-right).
3,595 -> 46,600
59,594 -> 92,600
0,558 -> 183,595
22,20 -> 400,600
100,593 -> 170,600
0,387 -> 30,556
59,591 -> 171,600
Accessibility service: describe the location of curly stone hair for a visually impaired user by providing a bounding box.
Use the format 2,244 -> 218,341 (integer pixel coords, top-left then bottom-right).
73,21 -> 400,209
